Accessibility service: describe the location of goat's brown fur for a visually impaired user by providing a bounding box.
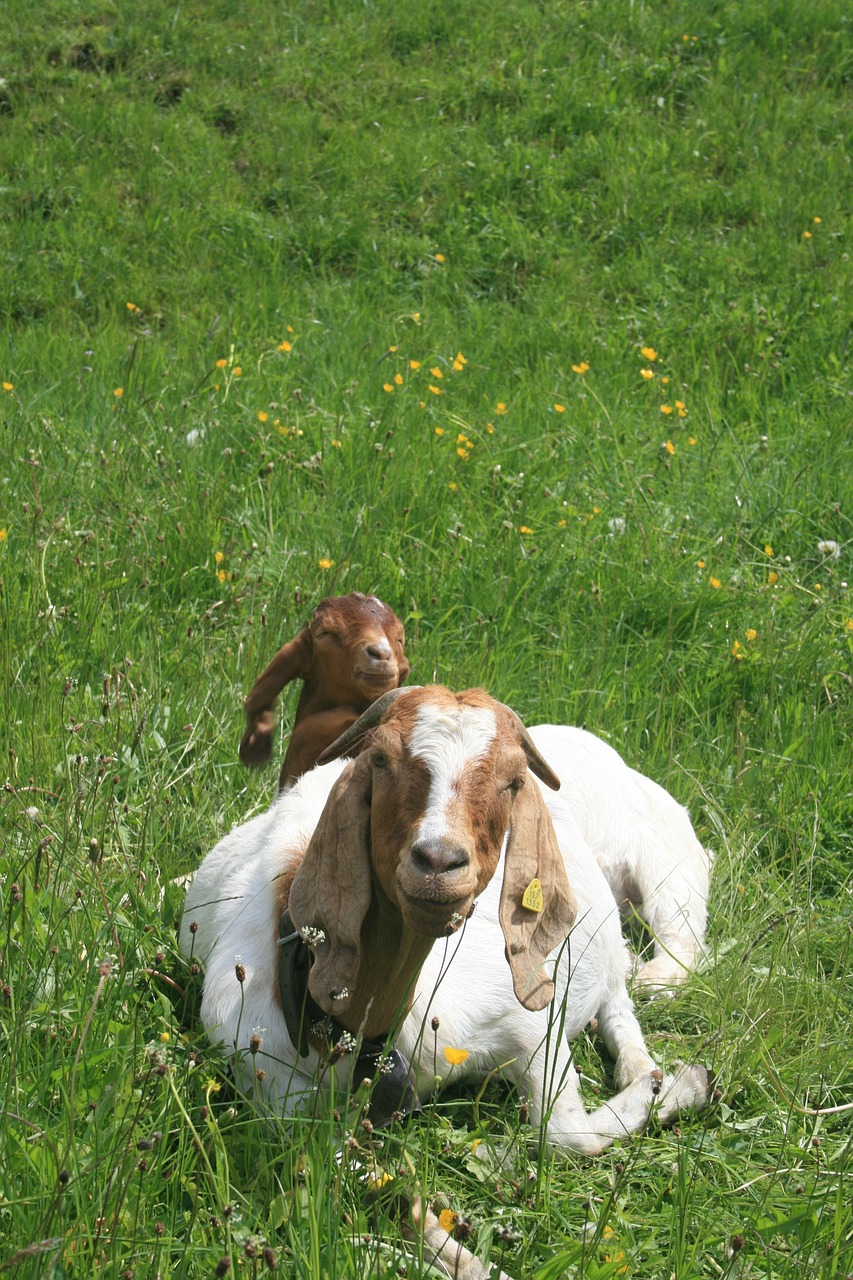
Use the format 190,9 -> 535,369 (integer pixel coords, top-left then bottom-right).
286,687 -> 576,1037
239,592 -> 409,787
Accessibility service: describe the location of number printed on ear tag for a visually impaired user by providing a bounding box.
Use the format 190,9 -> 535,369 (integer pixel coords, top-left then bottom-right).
522,878 -> 543,912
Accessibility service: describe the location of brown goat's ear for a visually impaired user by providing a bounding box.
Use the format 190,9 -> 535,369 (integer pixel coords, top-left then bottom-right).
498,782 -> 577,1011
239,629 -> 313,766
287,755 -> 373,1016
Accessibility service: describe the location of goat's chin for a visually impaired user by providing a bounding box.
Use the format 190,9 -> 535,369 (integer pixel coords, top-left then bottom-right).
354,668 -> 399,693
398,891 -> 475,938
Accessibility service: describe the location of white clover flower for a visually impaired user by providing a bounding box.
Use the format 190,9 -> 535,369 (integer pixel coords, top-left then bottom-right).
818,540 -> 841,560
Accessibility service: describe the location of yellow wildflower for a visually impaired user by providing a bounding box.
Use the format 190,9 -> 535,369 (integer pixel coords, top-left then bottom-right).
709,576 -> 721,589
2,382 -> 13,392
448,481 -> 457,491
434,253 -> 445,263
731,640 -> 744,660
456,447 -> 470,459
318,558 -> 334,570
233,367 -> 242,377
660,405 -> 673,415
554,403 -> 566,413
383,383 -> 394,393
388,345 -> 398,353
430,367 -> 443,379
216,358 -> 228,368
0,528 -> 7,542
394,373 -> 404,386
410,360 -> 421,370
764,544 -> 774,556
443,1046 -> 469,1066
519,526 -> 533,535
439,1209 -> 457,1233
495,402 -> 508,415
278,340 -> 292,353
330,440 -> 342,448
485,422 -> 494,433
664,440 -> 676,455
453,359 -> 464,371
746,628 -> 758,641
429,385 -> 442,395
641,346 -> 658,361
113,387 -> 123,398
572,362 -> 590,374
257,411 -> 269,422
640,368 -> 654,380
214,551 -> 225,564
697,559 -> 706,569
434,427 -> 445,436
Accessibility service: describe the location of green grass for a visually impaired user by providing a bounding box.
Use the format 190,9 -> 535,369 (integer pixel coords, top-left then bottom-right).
1,0 -> 851,1275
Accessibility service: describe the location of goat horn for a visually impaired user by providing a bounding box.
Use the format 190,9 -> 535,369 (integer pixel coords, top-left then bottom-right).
501,706 -> 562,791
316,686 -> 420,765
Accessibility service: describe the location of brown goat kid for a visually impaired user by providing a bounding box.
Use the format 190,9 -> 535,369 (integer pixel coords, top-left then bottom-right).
239,592 -> 409,788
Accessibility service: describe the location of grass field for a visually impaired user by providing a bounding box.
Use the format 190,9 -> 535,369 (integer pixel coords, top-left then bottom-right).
1,0 -> 851,1275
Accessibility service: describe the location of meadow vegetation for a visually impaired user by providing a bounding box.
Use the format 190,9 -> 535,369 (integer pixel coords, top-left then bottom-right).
1,0 -> 850,1275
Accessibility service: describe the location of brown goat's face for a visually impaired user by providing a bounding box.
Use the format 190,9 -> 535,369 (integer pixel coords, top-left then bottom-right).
310,593 -> 408,706
366,692 -> 528,938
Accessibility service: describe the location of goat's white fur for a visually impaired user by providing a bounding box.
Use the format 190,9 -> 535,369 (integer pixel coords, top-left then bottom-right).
181,713 -> 710,1157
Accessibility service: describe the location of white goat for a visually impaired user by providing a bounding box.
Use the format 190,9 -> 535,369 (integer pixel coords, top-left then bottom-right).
181,686 -> 710,1162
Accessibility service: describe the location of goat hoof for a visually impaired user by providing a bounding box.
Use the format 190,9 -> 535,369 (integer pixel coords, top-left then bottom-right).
668,1061 -> 712,1112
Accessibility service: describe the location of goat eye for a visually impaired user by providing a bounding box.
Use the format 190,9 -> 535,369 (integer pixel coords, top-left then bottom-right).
371,753 -> 389,772
504,777 -> 525,796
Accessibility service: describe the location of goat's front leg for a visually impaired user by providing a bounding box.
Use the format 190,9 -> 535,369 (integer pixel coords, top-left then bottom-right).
522,1042 -> 709,1158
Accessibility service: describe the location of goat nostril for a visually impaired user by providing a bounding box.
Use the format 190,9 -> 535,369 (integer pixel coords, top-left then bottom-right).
411,840 -> 469,876
366,641 -> 392,662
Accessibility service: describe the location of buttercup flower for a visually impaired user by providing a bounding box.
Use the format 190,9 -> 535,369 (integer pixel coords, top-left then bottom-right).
641,368 -> 654,380
709,576 -> 721,589
641,346 -> 658,361
318,558 -> 335,570
443,1046 -> 469,1066
572,362 -> 590,374
278,340 -> 292,353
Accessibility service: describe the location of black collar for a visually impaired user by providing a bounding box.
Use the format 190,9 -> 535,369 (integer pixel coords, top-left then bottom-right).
277,910 -> 420,1124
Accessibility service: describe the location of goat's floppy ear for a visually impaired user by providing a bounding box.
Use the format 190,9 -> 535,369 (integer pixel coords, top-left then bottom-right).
239,629 -> 313,766
499,782 -> 577,1011
287,754 -> 373,1016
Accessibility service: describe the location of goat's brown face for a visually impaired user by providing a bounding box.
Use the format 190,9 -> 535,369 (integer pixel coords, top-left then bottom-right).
310,593 -> 408,706
366,693 -> 529,937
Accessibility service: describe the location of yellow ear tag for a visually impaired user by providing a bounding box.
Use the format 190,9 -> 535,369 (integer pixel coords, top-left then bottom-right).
522,878 -> 543,913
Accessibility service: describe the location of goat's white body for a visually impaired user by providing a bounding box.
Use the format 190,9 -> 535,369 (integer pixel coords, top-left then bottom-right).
181,725 -> 710,1154
529,726 -> 710,988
